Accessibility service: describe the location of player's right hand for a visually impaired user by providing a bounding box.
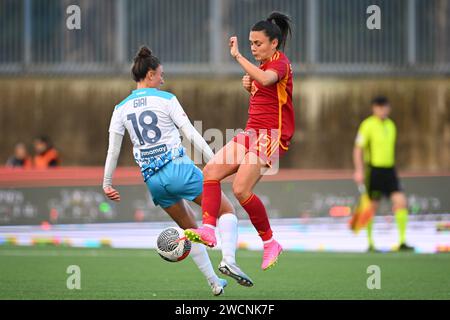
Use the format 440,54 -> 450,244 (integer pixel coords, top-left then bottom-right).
229,36 -> 240,58
103,186 -> 121,202
353,170 -> 364,185
242,73 -> 252,92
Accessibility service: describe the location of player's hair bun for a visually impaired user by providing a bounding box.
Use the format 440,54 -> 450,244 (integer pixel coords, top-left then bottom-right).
252,11 -> 292,50
131,46 -> 161,82
136,46 -> 152,60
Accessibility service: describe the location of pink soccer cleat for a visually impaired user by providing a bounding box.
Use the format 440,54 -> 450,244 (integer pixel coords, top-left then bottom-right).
261,239 -> 283,270
184,226 -> 217,248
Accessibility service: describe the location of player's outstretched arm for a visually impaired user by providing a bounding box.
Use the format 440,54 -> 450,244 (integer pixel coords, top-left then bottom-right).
169,96 -> 214,163
103,131 -> 124,201
180,121 -> 214,163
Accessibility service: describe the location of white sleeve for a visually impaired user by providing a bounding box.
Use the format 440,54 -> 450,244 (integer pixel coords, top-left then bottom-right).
180,122 -> 214,163
109,107 -> 126,136
103,132 -> 124,188
169,97 -> 190,129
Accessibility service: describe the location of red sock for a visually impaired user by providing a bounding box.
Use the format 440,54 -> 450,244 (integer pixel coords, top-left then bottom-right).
240,193 -> 273,241
201,180 -> 221,226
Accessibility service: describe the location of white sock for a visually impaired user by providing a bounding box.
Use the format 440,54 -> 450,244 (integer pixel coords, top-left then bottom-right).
218,213 -> 238,264
190,243 -> 219,283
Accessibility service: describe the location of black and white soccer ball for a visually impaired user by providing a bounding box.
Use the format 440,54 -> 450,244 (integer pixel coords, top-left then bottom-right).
156,227 -> 191,262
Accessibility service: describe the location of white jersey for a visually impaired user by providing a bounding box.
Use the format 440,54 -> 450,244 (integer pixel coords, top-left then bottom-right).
109,88 -> 189,168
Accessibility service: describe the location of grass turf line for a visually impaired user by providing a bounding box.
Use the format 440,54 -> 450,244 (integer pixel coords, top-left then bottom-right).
0,245 -> 449,300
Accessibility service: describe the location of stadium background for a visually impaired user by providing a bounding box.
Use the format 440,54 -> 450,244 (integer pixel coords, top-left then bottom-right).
0,0 -> 449,300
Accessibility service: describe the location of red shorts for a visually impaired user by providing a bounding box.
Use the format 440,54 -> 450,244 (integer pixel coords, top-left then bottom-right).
232,129 -> 289,167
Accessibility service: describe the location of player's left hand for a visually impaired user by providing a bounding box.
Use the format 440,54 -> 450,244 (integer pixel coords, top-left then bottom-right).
229,36 -> 240,58
103,186 -> 121,202
242,73 -> 252,92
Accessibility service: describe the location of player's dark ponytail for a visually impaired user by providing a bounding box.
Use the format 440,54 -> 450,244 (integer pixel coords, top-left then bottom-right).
131,46 -> 161,82
252,11 -> 292,50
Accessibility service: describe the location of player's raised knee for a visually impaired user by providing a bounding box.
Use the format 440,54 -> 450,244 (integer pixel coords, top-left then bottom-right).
203,163 -> 221,181
232,183 -> 252,203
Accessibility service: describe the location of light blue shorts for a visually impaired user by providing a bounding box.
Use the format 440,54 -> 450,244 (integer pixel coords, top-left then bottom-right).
145,155 -> 203,208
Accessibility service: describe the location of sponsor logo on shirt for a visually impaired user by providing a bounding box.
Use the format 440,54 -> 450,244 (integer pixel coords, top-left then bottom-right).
140,144 -> 167,158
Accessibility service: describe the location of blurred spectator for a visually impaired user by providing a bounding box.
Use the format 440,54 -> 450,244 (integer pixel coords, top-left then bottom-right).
33,136 -> 60,168
6,143 -> 32,168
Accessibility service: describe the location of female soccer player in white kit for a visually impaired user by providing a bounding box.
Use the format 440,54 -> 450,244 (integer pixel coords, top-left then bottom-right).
102,47 -> 253,296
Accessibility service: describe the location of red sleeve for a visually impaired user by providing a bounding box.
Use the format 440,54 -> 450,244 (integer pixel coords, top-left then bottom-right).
267,60 -> 288,81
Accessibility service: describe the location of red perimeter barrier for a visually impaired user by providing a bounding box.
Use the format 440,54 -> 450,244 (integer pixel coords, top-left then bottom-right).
0,167 -> 449,188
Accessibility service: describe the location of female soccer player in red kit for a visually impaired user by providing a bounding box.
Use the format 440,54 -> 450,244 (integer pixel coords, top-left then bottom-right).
186,12 -> 295,270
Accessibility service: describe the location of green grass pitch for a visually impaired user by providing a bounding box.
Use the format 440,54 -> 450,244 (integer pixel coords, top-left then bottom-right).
0,245 -> 449,300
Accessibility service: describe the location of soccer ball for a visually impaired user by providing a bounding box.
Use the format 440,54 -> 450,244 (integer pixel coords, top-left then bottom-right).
156,227 -> 191,262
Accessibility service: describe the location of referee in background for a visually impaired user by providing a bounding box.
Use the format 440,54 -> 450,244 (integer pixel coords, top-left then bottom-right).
353,96 -> 414,252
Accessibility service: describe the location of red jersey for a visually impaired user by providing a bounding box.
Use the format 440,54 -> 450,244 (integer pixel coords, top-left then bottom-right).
247,51 -> 295,149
